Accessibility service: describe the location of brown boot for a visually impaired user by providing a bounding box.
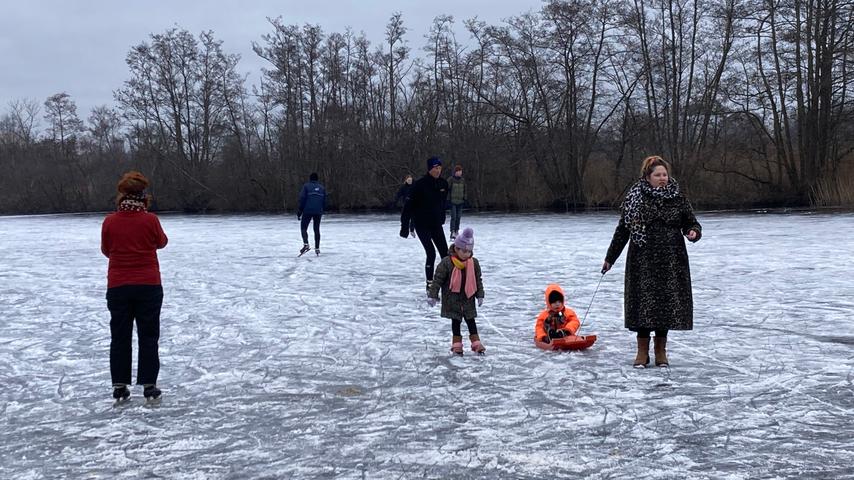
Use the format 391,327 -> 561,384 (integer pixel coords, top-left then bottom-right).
654,336 -> 669,367
634,337 -> 650,368
469,334 -> 485,354
451,335 -> 463,355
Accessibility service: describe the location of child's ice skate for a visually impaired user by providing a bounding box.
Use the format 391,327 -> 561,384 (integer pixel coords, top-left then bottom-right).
470,334 -> 486,355
450,335 -> 463,355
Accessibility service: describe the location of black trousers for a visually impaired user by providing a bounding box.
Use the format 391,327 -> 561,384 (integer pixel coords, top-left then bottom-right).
452,318 -> 478,337
450,204 -> 463,233
300,214 -> 322,248
636,329 -> 668,338
107,284 -> 163,386
415,223 -> 449,282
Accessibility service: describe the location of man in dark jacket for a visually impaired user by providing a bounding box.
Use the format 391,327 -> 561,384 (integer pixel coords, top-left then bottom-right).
401,156 -> 450,290
298,172 -> 327,256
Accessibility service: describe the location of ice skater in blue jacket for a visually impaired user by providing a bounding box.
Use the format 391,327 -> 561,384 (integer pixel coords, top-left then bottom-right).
297,172 -> 327,256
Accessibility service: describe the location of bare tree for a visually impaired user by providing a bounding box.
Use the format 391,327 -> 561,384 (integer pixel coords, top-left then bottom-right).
44,92 -> 84,155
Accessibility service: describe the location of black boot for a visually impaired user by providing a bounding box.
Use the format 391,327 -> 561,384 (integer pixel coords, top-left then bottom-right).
143,384 -> 162,400
112,384 -> 130,400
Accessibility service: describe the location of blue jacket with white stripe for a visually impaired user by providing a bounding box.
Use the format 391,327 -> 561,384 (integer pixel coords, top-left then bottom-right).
298,181 -> 327,215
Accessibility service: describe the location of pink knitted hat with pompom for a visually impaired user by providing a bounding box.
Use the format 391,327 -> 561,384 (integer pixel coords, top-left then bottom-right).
453,227 -> 474,251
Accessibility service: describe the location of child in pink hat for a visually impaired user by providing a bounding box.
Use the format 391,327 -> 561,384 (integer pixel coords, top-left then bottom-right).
427,228 -> 487,354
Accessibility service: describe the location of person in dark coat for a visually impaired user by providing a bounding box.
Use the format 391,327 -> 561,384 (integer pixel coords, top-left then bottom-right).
298,172 -> 327,256
400,156 -> 450,290
101,171 -> 168,402
394,174 -> 416,237
602,155 -> 702,368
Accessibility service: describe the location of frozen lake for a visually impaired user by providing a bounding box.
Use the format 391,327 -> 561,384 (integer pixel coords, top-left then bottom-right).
1,211 -> 852,479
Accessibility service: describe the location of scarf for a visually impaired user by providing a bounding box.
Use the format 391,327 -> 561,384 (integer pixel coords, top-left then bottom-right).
547,311 -> 565,332
118,192 -> 148,212
621,178 -> 681,247
449,255 -> 477,299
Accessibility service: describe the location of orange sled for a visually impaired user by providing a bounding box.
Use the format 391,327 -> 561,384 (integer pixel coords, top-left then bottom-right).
535,335 -> 597,351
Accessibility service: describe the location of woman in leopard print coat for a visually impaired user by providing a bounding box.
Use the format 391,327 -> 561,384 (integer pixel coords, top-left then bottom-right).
602,156 -> 701,368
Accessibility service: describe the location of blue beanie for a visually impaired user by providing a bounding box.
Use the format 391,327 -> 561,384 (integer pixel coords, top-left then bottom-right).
426,156 -> 442,170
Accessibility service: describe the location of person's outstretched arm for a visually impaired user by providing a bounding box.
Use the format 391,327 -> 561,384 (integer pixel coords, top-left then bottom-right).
603,216 -> 629,273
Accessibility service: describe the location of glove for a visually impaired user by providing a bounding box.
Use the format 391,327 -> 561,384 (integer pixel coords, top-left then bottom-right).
539,335 -> 550,343
297,211 -> 302,220
427,297 -> 438,307
549,329 -> 567,339
400,225 -> 409,238
477,297 -> 484,307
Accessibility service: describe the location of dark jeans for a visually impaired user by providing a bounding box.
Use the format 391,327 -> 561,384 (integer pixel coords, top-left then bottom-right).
415,223 -> 449,282
636,329 -> 668,338
452,318 -> 478,337
300,214 -> 322,248
107,284 -> 163,386
449,204 -> 463,233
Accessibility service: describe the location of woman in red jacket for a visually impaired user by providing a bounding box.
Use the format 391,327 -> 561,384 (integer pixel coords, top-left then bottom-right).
101,171 -> 168,402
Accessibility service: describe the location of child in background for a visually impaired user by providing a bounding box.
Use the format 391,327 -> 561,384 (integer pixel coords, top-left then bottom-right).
427,228 -> 486,354
535,284 -> 580,343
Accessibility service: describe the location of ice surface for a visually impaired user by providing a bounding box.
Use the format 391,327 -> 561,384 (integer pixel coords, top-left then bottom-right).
0,211 -> 852,479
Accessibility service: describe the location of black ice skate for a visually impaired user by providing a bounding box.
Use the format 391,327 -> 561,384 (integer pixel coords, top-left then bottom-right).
143,384 -> 162,402
112,384 -> 130,403
298,244 -> 311,257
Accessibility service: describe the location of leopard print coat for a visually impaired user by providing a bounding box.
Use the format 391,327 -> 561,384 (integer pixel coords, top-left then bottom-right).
605,183 -> 702,331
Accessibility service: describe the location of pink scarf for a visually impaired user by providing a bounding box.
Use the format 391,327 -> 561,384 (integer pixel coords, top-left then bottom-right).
450,257 -> 477,298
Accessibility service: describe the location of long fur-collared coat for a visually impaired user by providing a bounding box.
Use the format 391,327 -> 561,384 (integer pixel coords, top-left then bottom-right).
605,185 -> 702,331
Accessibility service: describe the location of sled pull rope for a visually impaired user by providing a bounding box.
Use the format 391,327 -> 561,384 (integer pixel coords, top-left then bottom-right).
578,272 -> 605,334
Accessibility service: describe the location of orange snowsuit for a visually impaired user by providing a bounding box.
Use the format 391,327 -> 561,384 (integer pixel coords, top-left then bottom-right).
535,284 -> 581,342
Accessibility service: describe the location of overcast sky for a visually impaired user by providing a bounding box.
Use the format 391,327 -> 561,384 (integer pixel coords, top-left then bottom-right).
1,0 -> 543,123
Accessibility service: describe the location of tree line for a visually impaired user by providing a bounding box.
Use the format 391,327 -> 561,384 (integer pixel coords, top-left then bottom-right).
2,0 -> 853,215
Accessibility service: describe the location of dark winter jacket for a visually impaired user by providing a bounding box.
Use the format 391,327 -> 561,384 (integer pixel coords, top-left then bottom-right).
448,176 -> 466,205
428,245 -> 484,319
394,183 -> 413,208
605,188 -> 702,331
298,181 -> 327,215
401,174 -> 449,229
